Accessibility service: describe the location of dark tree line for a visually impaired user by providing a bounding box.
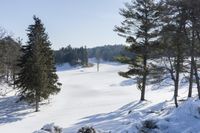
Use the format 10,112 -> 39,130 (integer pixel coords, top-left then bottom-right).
54,45 -> 88,66
54,44 -> 134,66
116,0 -> 200,107
0,35 -> 21,86
88,45 -> 133,62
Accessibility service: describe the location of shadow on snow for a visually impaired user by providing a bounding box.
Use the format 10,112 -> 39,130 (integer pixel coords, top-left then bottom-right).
0,96 -> 32,125
63,101 -> 155,132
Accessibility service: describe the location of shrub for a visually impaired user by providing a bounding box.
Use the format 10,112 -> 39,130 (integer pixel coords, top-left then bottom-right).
33,123 -> 62,133
139,119 -> 158,133
77,126 -> 96,133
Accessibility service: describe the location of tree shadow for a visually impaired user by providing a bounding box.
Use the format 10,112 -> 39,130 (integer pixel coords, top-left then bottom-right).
0,96 -> 32,125
63,101 -> 150,132
56,63 -> 80,72
120,79 -> 136,87
100,62 -> 124,66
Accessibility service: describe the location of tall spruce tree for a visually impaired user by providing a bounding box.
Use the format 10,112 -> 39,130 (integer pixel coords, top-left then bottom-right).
15,16 -> 61,112
115,0 -> 159,101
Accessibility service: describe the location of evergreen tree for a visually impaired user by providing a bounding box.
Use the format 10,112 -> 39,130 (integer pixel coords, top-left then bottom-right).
158,0 -> 188,107
15,16 -> 61,112
184,0 -> 200,99
115,0 -> 159,101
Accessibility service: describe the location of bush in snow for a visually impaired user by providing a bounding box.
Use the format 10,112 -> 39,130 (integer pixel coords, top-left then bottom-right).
77,126 -> 97,133
139,119 -> 158,133
33,123 -> 62,133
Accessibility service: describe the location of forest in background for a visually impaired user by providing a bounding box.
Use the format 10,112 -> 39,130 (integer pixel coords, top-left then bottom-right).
0,33 -> 21,85
54,44 -> 134,65
88,44 -> 133,61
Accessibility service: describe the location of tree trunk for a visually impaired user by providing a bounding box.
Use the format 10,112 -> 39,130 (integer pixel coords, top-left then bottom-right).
35,100 -> 39,112
188,63 -> 193,98
141,54 -> 147,101
188,29 -> 195,98
97,59 -> 100,72
174,43 -> 181,108
193,61 -> 200,99
35,91 -> 40,112
195,31 -> 200,99
6,67 -> 9,83
13,72 -> 16,89
174,76 -> 179,108
141,9 -> 148,101
174,62 -> 180,108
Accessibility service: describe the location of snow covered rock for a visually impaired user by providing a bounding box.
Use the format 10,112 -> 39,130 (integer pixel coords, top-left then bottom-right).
33,123 -> 62,133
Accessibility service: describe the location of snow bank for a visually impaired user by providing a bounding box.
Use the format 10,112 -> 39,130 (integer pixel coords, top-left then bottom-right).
155,99 -> 200,133
124,99 -> 200,133
63,99 -> 200,133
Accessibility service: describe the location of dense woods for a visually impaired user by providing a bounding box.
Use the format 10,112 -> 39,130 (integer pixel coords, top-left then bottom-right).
88,45 -> 133,61
54,44 -> 133,65
0,35 -> 21,85
54,45 -> 88,66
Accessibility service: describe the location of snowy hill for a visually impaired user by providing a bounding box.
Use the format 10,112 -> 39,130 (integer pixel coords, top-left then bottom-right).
0,62 -> 199,133
64,98 -> 200,133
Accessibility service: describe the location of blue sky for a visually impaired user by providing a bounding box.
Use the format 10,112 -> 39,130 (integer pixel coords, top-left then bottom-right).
0,0 -> 127,50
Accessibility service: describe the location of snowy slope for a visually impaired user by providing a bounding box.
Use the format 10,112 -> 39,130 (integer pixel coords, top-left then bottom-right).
0,62 -> 199,133
0,62 -> 140,133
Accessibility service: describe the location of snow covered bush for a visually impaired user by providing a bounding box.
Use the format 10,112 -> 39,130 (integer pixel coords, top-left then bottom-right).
139,119 -> 158,133
33,123 -> 62,133
77,126 -> 96,133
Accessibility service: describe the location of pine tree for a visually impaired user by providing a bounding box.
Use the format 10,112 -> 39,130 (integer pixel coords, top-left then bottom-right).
183,0 -> 200,99
189,0 -> 200,99
15,16 -> 61,112
158,0 -> 188,107
115,0 -> 159,101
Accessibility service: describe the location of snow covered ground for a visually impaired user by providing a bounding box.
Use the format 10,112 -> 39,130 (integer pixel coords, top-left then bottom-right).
0,62 -> 199,133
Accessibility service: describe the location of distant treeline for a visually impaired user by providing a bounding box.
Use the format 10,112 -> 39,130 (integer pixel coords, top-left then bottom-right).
54,44 -> 134,65
88,45 -> 133,61
0,36 -> 21,84
54,45 -> 88,66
